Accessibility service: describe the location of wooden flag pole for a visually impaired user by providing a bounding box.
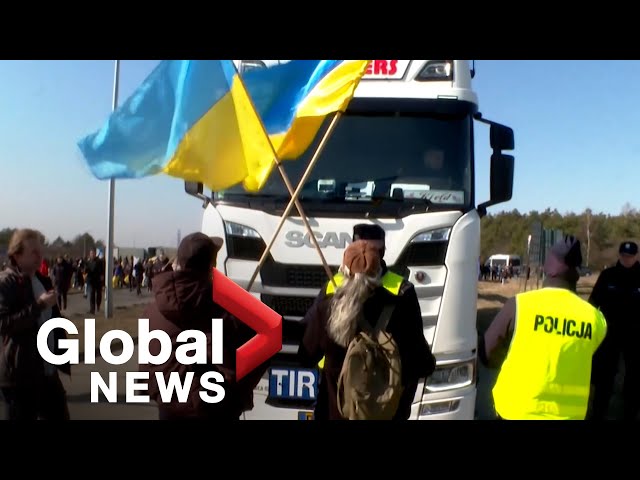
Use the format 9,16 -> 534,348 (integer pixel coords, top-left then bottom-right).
246,112 -> 342,292
232,65 -> 341,293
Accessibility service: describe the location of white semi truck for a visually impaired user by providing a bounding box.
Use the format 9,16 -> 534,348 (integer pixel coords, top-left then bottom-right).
185,60 -> 515,420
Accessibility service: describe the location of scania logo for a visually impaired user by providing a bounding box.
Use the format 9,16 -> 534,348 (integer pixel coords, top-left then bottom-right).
284,231 -> 353,249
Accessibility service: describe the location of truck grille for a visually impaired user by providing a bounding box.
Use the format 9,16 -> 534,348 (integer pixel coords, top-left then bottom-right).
249,240 -> 448,349
261,294 -> 316,318
226,236 -> 447,286
257,242 -> 446,290
261,295 -> 315,346
260,258 -> 338,289
281,318 -> 307,345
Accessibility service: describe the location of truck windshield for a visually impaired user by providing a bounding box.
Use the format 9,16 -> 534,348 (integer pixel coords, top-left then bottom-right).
217,103 -> 473,213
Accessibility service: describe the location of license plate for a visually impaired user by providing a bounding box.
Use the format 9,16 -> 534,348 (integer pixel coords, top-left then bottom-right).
298,411 -> 314,420
268,367 -> 319,400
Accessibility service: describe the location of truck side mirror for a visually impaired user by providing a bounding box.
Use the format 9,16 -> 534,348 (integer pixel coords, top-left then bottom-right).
478,153 -> 514,217
185,181 -> 203,196
490,124 -> 514,151
184,181 -> 210,208
490,153 -> 514,203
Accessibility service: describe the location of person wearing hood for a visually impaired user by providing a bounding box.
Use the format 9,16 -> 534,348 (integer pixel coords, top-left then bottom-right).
139,232 -> 268,420
480,235 -> 607,420
589,241 -> 640,420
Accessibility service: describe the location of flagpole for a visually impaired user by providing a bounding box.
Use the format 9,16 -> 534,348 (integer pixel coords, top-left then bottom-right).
105,59 -> 120,320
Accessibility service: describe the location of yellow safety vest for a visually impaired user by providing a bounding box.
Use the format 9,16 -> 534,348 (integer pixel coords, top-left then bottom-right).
492,287 -> 607,420
317,270 -> 404,369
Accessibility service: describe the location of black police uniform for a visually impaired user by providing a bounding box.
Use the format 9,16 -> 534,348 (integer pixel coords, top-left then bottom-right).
589,241 -> 640,420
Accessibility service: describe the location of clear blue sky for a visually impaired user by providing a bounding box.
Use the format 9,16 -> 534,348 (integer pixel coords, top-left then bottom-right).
1,60 -> 638,248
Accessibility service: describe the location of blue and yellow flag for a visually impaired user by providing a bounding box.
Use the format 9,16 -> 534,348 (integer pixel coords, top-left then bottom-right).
77,60 -> 275,192
240,60 -> 370,191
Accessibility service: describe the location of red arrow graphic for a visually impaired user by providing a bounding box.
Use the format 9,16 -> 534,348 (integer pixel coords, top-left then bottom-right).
211,268 -> 282,380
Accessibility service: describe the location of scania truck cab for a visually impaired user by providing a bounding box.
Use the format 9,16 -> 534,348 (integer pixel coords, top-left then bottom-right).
185,60 -> 515,420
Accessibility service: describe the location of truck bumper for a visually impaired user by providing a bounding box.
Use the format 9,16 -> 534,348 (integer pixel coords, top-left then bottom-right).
241,377 -> 477,420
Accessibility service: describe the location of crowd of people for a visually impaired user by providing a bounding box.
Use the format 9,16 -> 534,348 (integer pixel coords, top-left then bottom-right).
0,225 -> 436,421
2,224 -> 639,421
2,248 -> 175,315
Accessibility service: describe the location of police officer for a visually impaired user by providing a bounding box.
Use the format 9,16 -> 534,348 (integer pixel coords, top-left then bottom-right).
308,223 -> 405,317
589,241 -> 640,420
323,224 -> 408,312
353,224 -> 387,262
352,223 -> 409,279
481,235 -> 607,420
313,223 -> 408,348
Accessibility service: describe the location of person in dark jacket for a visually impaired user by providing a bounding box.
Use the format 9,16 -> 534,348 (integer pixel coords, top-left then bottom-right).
153,249 -> 172,274
84,248 -> 104,314
0,228 -> 71,420
52,255 -> 71,311
139,232 -> 268,420
589,241 -> 640,420
298,240 -> 436,420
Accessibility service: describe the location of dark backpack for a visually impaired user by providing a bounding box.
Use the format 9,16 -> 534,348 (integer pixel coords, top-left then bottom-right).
336,303 -> 403,420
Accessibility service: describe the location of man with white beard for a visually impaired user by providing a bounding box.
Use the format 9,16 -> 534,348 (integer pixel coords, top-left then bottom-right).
298,240 -> 435,420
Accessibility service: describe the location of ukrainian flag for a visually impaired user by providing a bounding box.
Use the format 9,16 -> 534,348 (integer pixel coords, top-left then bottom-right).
77,60 -> 275,192
240,60 -> 370,191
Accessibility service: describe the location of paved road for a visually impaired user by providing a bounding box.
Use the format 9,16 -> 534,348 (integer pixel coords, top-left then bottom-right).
59,345 -> 159,420
62,286 -> 154,317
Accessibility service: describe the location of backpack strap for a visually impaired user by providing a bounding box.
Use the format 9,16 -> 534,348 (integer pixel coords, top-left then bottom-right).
355,302 -> 396,337
356,311 -> 375,335
374,303 -> 396,335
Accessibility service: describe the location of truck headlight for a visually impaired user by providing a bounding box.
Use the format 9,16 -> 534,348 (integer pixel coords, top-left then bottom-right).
224,221 -> 260,239
223,222 -> 265,261
416,60 -> 453,81
411,227 -> 451,243
419,399 -> 461,416
424,360 -> 474,392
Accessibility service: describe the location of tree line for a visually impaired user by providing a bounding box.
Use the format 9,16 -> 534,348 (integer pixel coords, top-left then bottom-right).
481,204 -> 640,271
0,228 -> 105,260
3,204 -> 637,271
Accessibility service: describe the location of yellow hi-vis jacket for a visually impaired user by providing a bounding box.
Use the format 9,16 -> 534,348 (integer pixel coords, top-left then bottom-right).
317,270 -> 404,370
492,287 -> 607,420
